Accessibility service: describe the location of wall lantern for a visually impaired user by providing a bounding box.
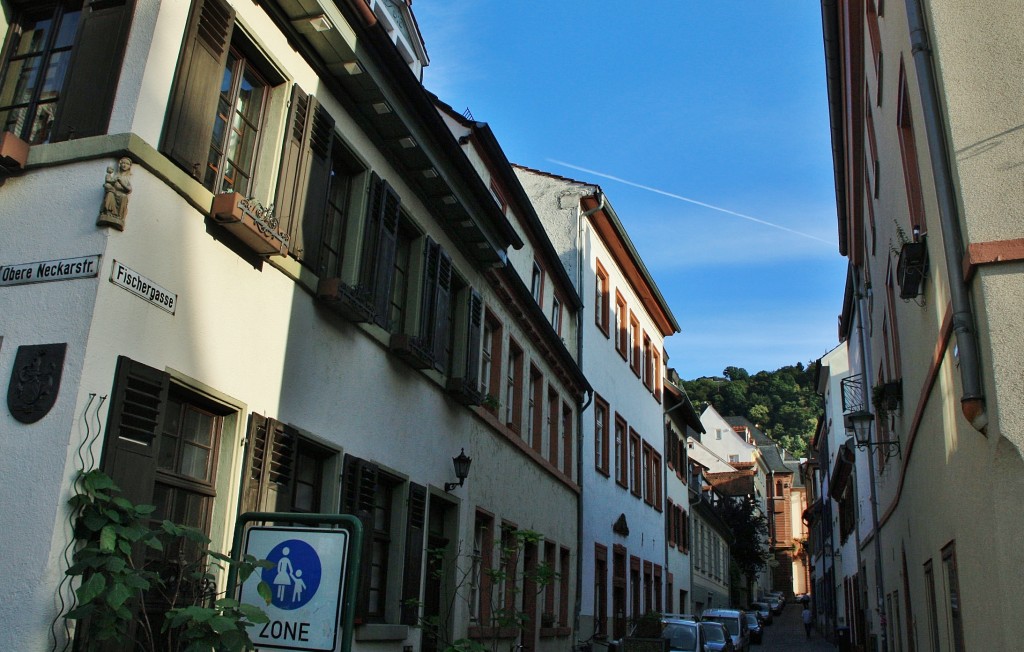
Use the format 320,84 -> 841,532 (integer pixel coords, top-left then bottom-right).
845,410 -> 901,459
444,448 -> 472,492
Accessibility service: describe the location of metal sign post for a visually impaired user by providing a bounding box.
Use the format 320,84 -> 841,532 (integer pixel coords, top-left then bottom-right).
228,513 -> 363,652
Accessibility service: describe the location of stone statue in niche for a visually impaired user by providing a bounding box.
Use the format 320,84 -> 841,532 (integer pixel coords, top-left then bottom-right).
97,157 -> 133,230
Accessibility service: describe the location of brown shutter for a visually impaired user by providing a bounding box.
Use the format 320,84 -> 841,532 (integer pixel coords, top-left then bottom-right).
162,0 -> 234,177
371,182 -> 400,328
341,454 -> 378,623
240,415 -> 296,514
274,85 -> 312,246
51,0 -> 136,142
417,236 -> 440,345
100,356 -> 170,508
300,102 -> 335,272
359,173 -> 384,292
400,482 -> 427,625
431,248 -> 452,371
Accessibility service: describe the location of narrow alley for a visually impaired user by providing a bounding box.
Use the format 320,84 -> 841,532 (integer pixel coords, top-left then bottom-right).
759,603 -> 837,652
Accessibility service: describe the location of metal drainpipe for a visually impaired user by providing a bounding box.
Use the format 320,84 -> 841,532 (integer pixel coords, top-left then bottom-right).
854,266 -> 886,652
904,0 -> 987,432
574,195 -> 602,639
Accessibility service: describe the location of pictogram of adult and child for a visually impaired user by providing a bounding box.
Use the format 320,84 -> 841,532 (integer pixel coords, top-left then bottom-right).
262,539 -> 323,610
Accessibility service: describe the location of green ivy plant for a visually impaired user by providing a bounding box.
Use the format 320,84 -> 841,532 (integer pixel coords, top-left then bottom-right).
65,469 -> 273,652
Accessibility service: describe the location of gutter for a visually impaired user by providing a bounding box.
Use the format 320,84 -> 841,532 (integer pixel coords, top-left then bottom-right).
821,0 -> 848,256
904,0 -> 987,431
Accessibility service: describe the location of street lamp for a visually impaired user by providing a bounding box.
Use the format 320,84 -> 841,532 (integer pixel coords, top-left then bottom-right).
444,448 -> 472,492
845,410 -> 901,459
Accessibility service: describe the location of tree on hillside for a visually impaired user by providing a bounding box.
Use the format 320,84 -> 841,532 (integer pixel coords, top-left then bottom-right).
682,362 -> 820,457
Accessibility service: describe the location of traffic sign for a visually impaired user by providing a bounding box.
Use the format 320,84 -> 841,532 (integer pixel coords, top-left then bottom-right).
240,527 -> 350,651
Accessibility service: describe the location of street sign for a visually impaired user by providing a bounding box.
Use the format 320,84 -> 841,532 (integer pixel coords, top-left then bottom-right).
241,527 -> 350,651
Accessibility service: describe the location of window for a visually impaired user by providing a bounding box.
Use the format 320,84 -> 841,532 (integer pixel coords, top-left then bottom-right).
642,443 -> 652,504
531,262 -> 543,303
629,429 -> 641,498
0,0 -> 131,145
390,235 -> 453,369
897,58 -> 926,234
942,542 -> 965,652
652,451 -> 663,511
629,313 -> 641,375
594,544 -> 608,636
506,339 -> 523,431
165,0 -> 275,190
562,400 -> 573,476
241,416 -> 335,515
481,313 -> 502,409
642,332 -> 652,389
667,499 -> 676,547
615,292 -> 628,359
0,2 -> 81,144
529,366 -> 543,450
643,561 -> 652,613
551,295 -> 562,335
500,525 -> 518,612
595,396 -> 610,476
547,388 -> 560,466
652,348 -> 662,402
204,48 -> 268,195
653,565 -> 662,613
317,139 -> 363,277
544,541 -> 556,624
341,456 -> 426,625
629,556 -> 641,619
612,546 -> 627,639
558,546 -> 570,626
447,285 -> 484,403
100,357 -> 237,636
924,560 -> 939,652
615,415 -> 628,488
595,261 -> 610,336
471,511 -> 495,624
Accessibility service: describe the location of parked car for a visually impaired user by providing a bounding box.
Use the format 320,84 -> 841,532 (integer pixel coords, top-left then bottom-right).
699,621 -> 736,652
749,602 -> 773,625
701,609 -> 750,652
763,592 -> 785,614
661,617 -> 705,652
743,612 -> 763,645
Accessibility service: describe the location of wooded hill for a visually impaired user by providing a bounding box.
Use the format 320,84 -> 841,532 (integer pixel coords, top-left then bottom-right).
681,363 -> 821,458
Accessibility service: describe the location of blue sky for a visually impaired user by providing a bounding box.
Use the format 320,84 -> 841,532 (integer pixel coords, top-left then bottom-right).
413,2 -> 848,379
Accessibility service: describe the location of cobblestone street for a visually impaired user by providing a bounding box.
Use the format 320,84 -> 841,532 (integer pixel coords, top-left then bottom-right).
758,604 -> 837,652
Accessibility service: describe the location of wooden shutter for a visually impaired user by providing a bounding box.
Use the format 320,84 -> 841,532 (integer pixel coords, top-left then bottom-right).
240,415 -> 296,514
417,237 -> 440,345
274,85 -> 312,246
431,249 -> 453,371
162,0 -> 234,177
449,288 -> 482,385
51,0 -> 136,142
371,182 -> 400,328
341,454 -> 378,623
275,87 -> 335,267
401,483 -> 427,625
301,102 -> 335,271
359,173 -> 384,291
100,356 -> 170,508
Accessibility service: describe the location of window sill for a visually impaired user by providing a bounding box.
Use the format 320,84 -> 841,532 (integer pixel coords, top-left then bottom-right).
540,626 -> 572,638
354,623 -> 409,641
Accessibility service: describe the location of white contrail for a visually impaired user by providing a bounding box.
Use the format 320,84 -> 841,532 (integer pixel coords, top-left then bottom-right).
547,159 -> 836,246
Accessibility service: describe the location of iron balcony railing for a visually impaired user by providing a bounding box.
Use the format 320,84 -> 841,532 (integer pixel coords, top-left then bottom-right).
840,374 -> 866,414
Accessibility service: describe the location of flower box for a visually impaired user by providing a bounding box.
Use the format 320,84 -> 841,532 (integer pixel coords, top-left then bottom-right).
210,192 -> 289,257
0,131 -> 30,176
316,277 -> 374,323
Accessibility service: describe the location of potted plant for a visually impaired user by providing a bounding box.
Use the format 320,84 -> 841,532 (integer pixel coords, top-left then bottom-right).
872,380 -> 902,417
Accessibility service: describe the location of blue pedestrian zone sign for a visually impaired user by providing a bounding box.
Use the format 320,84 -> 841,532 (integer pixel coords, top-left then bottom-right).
241,527 -> 350,651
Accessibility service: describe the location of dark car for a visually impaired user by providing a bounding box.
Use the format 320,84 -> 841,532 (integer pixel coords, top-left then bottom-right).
749,602 -> 773,625
661,618 -> 704,652
701,609 -> 750,652
743,612 -> 763,645
699,621 -> 736,652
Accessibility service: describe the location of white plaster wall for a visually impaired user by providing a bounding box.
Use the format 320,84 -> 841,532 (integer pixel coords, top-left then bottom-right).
698,405 -> 758,464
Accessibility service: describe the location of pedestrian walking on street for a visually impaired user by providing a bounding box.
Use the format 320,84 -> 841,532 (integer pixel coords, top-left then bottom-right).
802,606 -> 813,639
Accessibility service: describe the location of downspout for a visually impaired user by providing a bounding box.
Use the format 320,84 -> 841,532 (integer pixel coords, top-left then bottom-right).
904,0 -> 987,432
574,194 -> 602,638
854,266 -> 886,652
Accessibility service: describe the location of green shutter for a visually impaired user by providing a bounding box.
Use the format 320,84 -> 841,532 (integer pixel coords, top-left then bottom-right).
401,482 -> 427,625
